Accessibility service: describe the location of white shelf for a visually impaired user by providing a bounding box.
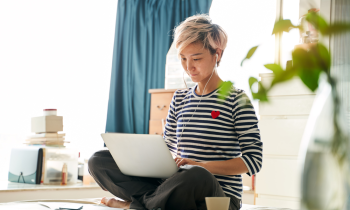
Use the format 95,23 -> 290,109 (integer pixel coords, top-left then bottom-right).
0,181 -> 99,192
0,181 -> 113,203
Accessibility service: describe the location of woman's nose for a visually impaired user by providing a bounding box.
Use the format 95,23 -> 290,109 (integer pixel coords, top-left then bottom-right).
187,60 -> 194,71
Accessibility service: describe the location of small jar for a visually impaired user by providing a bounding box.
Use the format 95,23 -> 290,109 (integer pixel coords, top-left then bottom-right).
43,109 -> 57,116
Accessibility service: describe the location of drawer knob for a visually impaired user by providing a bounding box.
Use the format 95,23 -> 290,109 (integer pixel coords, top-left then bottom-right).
156,105 -> 166,110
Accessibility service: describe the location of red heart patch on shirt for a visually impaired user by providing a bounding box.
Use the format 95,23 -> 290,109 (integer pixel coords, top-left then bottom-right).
211,111 -> 220,119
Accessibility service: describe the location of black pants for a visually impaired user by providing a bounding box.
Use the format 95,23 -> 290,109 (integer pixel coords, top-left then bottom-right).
88,150 -> 241,210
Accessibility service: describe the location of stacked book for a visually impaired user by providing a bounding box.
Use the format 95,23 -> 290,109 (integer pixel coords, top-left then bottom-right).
25,133 -> 68,146
25,109 -> 69,147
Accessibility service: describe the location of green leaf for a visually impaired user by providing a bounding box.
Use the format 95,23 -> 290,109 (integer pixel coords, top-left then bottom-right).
248,77 -> 268,102
324,23 -> 350,35
305,12 -> 329,34
286,60 -> 293,71
248,77 -> 258,90
264,64 -> 284,75
264,63 -> 295,88
315,43 -> 331,71
264,63 -> 296,89
217,81 -> 234,102
241,46 -> 258,66
271,66 -> 296,87
297,67 -> 321,92
292,47 -> 322,92
292,48 -> 311,69
305,12 -> 350,35
272,19 -> 297,35
257,83 -> 269,102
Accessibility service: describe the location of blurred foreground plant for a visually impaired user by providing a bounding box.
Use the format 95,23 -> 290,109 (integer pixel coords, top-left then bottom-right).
219,11 -> 350,210
221,11 -> 350,164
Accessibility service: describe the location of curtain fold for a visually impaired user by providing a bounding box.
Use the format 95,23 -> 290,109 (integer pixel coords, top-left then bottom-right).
106,0 -> 212,134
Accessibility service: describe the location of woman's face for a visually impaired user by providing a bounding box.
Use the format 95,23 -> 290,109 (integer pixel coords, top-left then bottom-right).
180,42 -> 217,83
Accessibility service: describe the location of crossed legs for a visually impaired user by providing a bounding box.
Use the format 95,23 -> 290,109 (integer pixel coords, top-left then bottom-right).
88,150 -> 238,210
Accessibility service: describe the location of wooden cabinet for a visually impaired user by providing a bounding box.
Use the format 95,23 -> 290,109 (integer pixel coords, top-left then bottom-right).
148,89 -> 179,136
256,73 -> 316,209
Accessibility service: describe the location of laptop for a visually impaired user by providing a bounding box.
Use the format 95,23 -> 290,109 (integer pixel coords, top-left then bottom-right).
101,133 -> 179,179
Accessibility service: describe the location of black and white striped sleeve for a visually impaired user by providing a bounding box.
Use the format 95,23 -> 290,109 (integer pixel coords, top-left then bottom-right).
163,92 -> 178,157
232,90 -> 263,176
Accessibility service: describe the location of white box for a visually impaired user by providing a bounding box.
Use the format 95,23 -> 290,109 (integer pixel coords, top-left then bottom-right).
42,147 -> 78,184
31,116 -> 63,133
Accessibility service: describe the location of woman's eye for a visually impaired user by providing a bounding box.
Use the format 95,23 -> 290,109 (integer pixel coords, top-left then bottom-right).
194,59 -> 200,61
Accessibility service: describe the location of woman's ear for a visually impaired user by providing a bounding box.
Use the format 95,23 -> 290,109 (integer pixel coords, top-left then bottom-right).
215,49 -> 223,62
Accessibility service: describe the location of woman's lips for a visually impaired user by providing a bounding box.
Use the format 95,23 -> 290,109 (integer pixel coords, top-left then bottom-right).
190,74 -> 198,77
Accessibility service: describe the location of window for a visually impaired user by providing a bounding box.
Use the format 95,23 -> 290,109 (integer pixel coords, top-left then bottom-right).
165,43 -> 196,89
0,0 -> 118,181
209,0 -> 277,99
280,0 -> 301,69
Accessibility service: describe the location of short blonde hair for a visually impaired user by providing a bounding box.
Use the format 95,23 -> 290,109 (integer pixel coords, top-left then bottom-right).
173,14 -> 228,66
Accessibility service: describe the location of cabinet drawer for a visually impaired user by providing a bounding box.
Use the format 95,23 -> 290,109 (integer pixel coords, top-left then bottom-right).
259,95 -> 315,116
150,93 -> 174,120
149,120 -> 165,136
260,75 -> 315,96
259,116 -> 308,156
256,157 -> 300,198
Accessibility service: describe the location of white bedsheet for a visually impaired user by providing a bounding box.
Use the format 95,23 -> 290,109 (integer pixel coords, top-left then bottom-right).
0,198 -> 293,210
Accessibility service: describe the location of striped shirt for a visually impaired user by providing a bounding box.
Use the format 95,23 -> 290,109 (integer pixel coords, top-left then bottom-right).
163,84 -> 263,199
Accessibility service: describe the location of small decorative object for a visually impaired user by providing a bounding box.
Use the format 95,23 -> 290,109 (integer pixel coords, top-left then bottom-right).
43,109 -> 57,116
211,111 -> 220,119
299,8 -> 320,44
61,163 -> 68,185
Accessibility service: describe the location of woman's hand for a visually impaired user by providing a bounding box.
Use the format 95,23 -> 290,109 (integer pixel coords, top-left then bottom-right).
174,157 -> 198,167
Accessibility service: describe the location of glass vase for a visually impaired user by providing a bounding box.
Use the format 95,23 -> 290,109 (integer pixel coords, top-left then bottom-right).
299,74 -> 350,210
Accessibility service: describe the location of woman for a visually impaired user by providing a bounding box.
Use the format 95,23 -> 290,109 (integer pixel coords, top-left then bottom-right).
88,14 -> 262,210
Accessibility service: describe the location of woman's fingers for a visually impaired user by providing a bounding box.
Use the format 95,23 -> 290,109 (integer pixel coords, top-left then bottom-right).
175,158 -> 187,167
175,158 -> 182,166
175,157 -> 197,167
177,159 -> 183,167
174,157 -> 197,167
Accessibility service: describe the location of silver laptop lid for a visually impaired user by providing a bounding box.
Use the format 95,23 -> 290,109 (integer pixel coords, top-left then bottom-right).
101,133 -> 178,179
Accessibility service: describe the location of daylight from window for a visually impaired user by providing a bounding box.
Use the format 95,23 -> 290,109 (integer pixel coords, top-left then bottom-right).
0,0 -> 118,181
209,0 -> 277,113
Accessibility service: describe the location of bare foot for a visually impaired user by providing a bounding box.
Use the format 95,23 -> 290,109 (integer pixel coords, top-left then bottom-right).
101,197 -> 131,209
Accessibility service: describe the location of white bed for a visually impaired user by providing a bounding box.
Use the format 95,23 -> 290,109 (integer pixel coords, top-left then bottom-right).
0,198 -> 294,210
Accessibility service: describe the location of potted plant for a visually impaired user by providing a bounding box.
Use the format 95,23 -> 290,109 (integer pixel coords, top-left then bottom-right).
220,11 -> 350,210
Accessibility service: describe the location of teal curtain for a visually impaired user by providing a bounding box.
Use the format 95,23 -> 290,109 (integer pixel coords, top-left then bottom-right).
106,0 -> 212,134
